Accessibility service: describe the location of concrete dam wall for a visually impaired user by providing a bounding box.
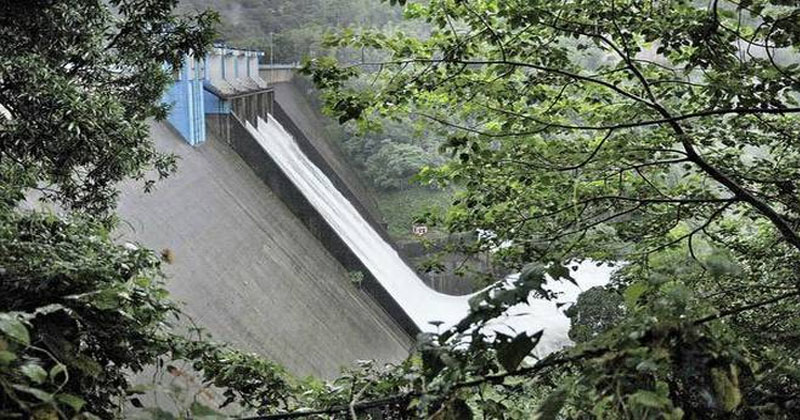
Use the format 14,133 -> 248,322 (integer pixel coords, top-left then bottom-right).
118,47 -> 418,381
117,122 -> 412,378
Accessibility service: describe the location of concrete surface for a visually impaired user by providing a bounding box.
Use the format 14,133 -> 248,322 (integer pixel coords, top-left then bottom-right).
215,113 -> 421,336
117,122 -> 412,378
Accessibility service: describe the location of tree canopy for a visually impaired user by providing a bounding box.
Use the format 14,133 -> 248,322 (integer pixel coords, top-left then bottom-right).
0,1 -> 224,417
178,0 -> 407,62
304,0 -> 800,417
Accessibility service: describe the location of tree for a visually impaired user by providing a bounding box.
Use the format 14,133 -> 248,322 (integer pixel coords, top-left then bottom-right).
303,0 -> 800,417
0,1 -> 230,417
0,0 -> 217,214
178,0 -> 407,62
0,211 -> 178,418
366,140 -> 435,190
564,286 -> 624,344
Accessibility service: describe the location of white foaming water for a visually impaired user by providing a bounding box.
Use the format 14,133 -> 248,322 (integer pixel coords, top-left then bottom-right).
247,116 -> 612,355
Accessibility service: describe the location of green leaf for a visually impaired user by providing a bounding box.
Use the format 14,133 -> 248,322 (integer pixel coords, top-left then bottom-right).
496,330 -> 542,372
534,387 -> 568,420
624,282 -> 647,309
21,363 -> 48,384
546,264 -> 577,286
629,390 -> 670,409
11,384 -> 52,402
70,353 -> 103,377
50,364 -> 66,381
56,393 -> 86,412
92,289 -> 121,310
0,313 -> 30,345
0,350 -> 17,365
712,367 -> 742,412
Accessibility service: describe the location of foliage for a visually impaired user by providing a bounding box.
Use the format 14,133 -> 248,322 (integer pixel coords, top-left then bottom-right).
0,208 -> 301,419
564,286 -> 624,344
303,0 -> 800,417
0,210 -> 176,418
5,0 -> 800,418
0,0 -> 217,215
168,336 -> 297,415
377,187 -> 453,239
348,270 -> 365,287
365,141 -> 437,190
178,0 -> 408,63
0,0 -> 228,418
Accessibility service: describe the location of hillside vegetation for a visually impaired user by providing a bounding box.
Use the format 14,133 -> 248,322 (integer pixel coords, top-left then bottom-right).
178,0 -> 404,62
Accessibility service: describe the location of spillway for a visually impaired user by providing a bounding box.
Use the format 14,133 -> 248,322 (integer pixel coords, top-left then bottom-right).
247,116 -> 613,355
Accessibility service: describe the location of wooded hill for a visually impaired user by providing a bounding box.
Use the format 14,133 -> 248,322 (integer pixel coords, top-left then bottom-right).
178,0 -> 404,62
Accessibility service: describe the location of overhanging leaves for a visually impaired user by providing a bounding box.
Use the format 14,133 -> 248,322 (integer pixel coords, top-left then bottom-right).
495,330 -> 543,372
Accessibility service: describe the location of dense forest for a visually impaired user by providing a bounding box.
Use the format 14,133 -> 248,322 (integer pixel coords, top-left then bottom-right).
178,0 -> 405,62
308,0 -> 800,417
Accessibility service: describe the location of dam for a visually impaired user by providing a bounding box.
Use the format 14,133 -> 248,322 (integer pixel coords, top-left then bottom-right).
118,45 -> 611,378
117,122 -> 412,377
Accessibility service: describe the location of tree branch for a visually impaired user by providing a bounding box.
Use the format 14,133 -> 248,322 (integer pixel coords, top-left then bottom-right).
244,286 -> 799,420
486,104 -> 800,132
351,58 -> 654,106
693,289 -> 800,325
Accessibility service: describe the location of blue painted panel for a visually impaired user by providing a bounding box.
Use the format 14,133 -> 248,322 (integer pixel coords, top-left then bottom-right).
164,80 -> 192,144
192,78 -> 206,143
161,48 -> 268,145
163,57 -> 206,145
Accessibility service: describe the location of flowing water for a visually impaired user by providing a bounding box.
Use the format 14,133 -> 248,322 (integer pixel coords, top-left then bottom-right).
247,116 -> 612,354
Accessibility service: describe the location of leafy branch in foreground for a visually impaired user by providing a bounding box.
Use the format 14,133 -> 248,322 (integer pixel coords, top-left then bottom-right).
0,209 -> 303,418
0,210 -> 177,418
243,273 -> 800,419
301,0 -> 800,417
